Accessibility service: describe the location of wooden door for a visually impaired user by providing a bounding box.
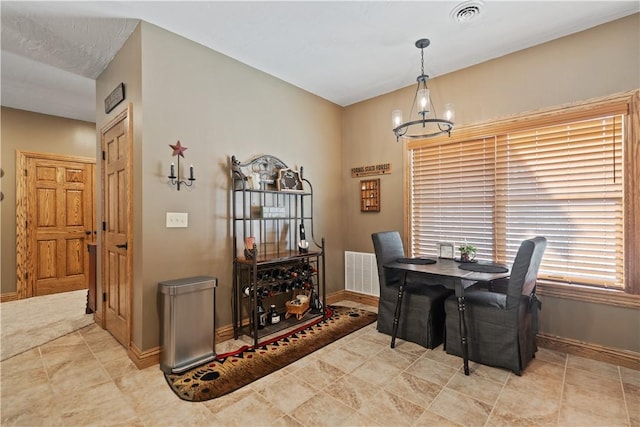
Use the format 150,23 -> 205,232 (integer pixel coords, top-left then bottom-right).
16,152 -> 95,298
101,106 -> 132,348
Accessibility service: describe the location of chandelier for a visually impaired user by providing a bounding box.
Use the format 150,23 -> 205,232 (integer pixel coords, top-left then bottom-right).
392,38 -> 454,141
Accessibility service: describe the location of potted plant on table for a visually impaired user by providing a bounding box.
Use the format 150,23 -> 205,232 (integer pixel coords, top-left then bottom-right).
458,242 -> 477,262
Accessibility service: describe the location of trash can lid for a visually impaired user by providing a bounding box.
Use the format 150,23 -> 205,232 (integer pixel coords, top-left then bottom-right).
158,276 -> 217,295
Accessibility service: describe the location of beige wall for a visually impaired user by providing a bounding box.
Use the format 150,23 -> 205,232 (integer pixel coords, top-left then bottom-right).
342,14 -> 640,352
4,13 -> 638,356
0,107 -> 96,294
96,22 -> 343,351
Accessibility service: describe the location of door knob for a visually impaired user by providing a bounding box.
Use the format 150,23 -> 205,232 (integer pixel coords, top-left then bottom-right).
115,242 -> 128,249
85,230 -> 92,235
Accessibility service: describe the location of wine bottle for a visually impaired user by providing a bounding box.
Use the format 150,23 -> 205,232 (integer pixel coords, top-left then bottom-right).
298,223 -> 309,253
256,298 -> 267,329
269,304 -> 281,324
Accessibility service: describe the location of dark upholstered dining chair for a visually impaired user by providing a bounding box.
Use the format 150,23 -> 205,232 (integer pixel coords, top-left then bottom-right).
372,231 -> 453,349
444,236 -> 547,375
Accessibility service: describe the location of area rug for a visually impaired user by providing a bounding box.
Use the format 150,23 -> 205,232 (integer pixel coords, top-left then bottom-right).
164,305 -> 377,402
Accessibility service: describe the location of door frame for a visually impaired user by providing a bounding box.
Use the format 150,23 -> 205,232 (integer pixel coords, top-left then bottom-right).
99,104 -> 133,346
15,150 -> 96,300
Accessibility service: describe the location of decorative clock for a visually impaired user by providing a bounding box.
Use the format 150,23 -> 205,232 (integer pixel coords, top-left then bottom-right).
277,168 -> 303,192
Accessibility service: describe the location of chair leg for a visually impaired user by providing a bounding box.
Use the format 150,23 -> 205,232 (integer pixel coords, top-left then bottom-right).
442,323 -> 447,351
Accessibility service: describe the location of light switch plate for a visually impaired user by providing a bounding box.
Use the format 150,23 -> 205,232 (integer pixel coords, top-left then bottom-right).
166,212 -> 188,228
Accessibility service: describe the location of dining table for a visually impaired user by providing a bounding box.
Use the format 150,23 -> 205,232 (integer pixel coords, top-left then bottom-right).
384,257 -> 510,375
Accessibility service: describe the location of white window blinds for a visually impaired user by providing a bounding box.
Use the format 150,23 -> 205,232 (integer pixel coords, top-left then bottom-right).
409,112 -> 625,289
410,137 -> 496,260
495,116 -> 624,288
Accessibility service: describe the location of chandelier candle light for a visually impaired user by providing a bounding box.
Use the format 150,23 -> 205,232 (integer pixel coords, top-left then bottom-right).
392,38 -> 454,141
168,140 -> 195,190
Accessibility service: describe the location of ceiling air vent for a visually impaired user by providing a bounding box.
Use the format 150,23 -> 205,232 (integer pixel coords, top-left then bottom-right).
451,1 -> 483,24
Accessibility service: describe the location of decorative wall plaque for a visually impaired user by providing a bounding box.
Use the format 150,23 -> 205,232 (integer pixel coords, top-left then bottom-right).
277,168 -> 303,192
105,82 -> 125,114
351,163 -> 392,178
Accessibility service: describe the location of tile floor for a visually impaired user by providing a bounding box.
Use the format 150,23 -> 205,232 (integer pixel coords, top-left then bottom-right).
0,289 -> 93,361
1,301 -> 638,427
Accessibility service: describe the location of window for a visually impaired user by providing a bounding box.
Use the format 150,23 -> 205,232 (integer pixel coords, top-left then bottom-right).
406,91 -> 639,296
410,136 -> 497,261
496,115 -> 624,288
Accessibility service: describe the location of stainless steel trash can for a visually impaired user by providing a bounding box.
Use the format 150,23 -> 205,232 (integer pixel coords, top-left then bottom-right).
158,276 -> 217,374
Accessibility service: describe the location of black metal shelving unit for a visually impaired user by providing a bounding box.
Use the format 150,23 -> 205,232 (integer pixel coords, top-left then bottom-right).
230,155 -> 326,346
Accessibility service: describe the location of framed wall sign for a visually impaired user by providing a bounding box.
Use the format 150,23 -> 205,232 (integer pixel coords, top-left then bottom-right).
437,242 -> 454,259
104,82 -> 125,114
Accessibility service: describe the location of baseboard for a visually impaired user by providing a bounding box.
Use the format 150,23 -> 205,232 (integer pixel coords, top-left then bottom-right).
0,292 -> 19,303
326,289 -> 347,305
93,309 -> 104,328
127,342 -> 160,370
215,322 -> 236,344
537,332 -> 639,371
340,290 -> 379,308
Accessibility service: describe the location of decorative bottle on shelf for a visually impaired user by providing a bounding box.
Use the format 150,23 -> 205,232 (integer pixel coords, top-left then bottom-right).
309,288 -> 322,314
256,298 -> 267,329
298,223 -> 309,253
269,304 -> 281,325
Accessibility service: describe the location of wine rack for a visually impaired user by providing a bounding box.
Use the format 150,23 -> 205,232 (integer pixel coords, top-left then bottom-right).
236,258 -> 320,338
230,155 -> 325,345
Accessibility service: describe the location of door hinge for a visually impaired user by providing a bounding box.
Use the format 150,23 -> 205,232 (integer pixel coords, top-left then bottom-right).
103,292 -> 107,302
102,221 -> 106,231
102,151 -> 106,161
24,168 -> 28,176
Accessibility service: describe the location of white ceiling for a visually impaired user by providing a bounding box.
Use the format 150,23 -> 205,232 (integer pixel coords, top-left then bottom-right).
1,1 -> 638,123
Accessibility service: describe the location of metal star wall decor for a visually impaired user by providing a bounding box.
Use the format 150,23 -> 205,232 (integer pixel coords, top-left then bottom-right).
170,140 -> 188,157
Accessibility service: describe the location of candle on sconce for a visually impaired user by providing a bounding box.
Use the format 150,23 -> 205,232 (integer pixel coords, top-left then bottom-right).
170,162 -> 175,178
189,165 -> 195,180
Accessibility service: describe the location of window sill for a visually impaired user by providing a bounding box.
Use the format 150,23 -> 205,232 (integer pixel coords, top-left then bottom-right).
537,280 -> 640,309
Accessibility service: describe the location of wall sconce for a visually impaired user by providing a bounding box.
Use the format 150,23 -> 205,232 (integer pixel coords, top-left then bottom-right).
168,140 -> 195,190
